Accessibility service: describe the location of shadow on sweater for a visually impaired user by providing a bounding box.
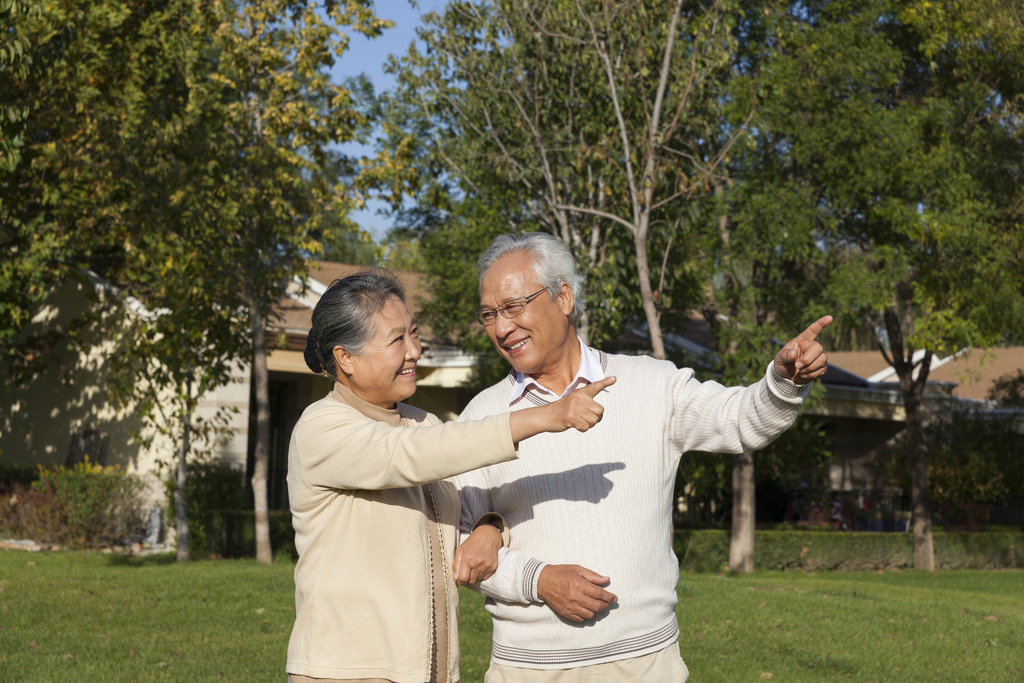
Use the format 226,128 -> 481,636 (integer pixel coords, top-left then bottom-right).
460,462 -> 627,524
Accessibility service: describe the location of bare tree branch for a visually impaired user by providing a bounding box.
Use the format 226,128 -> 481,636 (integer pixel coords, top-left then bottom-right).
554,203 -> 638,233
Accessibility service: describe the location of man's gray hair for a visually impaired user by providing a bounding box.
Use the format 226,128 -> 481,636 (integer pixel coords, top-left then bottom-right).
477,232 -> 586,322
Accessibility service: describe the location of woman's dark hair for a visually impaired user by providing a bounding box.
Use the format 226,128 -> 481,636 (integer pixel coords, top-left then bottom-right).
303,269 -> 406,378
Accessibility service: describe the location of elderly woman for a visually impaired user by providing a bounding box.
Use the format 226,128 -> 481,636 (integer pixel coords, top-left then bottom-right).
286,269 -> 612,683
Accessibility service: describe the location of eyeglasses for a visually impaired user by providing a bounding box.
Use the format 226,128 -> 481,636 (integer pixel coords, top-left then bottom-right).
474,288 -> 548,326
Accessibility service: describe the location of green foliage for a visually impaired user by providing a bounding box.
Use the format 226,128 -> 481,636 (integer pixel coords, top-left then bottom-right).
677,529 -> 1024,572
876,411 -> 1024,507
196,510 -> 297,560
936,502 -> 991,525
0,0 -> 194,376
374,0 -> 746,356
0,0 -> 43,171
163,460 -> 248,559
0,460 -> 144,547
318,210 -> 379,265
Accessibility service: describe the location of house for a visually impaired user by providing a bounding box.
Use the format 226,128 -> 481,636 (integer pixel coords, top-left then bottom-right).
2,262 -> 1020,515
0,262 -> 476,511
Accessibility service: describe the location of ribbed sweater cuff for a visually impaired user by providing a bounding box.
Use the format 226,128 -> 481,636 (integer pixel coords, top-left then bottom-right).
523,557 -> 548,603
766,362 -> 809,403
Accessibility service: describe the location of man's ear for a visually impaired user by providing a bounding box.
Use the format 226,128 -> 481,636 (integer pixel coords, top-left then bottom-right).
333,346 -> 355,376
558,282 -> 574,316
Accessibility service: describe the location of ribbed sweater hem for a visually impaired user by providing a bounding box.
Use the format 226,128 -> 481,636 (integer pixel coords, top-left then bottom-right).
490,619 -> 679,669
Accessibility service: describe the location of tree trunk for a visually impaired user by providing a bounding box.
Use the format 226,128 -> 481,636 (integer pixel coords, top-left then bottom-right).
175,397 -> 191,562
249,296 -> 273,564
883,307 -> 933,571
633,226 -> 667,360
904,389 -> 934,571
728,451 -> 755,573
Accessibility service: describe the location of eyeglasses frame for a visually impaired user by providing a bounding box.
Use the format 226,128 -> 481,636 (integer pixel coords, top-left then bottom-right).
474,287 -> 549,326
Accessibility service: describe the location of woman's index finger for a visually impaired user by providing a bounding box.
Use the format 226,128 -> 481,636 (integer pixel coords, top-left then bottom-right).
583,376 -> 616,396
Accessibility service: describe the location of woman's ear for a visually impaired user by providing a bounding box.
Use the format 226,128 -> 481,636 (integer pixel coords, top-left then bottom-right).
333,346 -> 355,376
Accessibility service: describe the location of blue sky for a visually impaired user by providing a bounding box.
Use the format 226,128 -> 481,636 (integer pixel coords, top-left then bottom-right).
330,1 -> 447,239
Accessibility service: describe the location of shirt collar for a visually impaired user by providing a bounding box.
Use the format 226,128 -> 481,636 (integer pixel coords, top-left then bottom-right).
508,336 -> 606,405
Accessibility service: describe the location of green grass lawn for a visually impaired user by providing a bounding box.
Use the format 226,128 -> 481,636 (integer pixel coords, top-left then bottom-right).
1,550 -> 1022,682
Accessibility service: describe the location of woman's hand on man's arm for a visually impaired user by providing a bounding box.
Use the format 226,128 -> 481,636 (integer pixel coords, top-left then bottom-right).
453,523 -> 503,585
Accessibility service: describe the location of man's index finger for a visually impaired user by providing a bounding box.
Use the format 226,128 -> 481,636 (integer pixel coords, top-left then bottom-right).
798,315 -> 834,342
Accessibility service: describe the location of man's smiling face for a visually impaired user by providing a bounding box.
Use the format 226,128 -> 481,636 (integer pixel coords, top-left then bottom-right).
478,252 -> 576,379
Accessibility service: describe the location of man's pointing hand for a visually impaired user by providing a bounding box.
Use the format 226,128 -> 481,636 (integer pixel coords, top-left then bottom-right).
775,315 -> 832,385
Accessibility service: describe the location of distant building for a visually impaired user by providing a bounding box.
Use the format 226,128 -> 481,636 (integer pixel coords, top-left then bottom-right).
2,264 -> 1020,512
0,262 -> 478,510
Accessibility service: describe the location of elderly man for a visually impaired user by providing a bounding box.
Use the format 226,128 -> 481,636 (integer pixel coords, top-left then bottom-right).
454,232 -> 830,681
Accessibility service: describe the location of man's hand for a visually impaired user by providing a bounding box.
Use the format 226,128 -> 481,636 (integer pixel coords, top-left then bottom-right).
774,315 -> 833,385
537,564 -> 617,622
548,376 -> 617,433
453,524 -> 503,586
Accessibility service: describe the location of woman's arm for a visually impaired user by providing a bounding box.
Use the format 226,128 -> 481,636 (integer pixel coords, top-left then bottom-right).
293,376 -> 616,491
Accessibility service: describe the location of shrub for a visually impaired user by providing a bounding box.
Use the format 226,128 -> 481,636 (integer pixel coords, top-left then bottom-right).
0,481 -> 67,542
877,410 -> 1024,507
200,510 -> 296,560
165,459 -> 249,558
0,460 -> 144,547
676,528 -> 1024,572
792,490 -> 832,519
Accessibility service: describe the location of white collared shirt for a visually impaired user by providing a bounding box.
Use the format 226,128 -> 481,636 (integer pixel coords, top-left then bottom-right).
508,336 -> 606,404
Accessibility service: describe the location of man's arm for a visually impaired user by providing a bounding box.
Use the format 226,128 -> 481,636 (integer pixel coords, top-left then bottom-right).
668,317 -> 832,455
453,467 -> 543,603
453,460 -> 616,619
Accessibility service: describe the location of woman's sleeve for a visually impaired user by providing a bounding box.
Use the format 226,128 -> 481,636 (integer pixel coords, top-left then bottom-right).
292,404 -> 518,490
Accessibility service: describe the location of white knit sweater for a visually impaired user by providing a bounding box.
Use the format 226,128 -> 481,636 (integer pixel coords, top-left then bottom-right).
454,350 -> 807,669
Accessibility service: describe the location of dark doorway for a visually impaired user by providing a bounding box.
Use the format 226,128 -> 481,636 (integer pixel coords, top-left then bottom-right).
246,377 -> 302,511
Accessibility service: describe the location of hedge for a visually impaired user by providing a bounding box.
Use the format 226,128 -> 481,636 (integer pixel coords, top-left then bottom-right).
191,513 -> 1024,571
193,510 -> 297,560
675,528 -> 1024,572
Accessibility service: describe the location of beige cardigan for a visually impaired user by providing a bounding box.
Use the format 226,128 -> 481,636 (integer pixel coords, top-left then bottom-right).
286,383 -> 517,682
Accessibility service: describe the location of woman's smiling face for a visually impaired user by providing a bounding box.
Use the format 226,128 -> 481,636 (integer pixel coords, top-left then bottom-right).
339,295 -> 421,409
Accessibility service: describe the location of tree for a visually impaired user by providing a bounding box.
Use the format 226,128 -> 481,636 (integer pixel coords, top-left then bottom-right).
1,0 -> 194,379
0,0 -> 41,171
379,0 -> 751,354
662,0 -> 835,573
108,241 -> 246,562
176,0 -> 390,563
747,0 -> 1024,570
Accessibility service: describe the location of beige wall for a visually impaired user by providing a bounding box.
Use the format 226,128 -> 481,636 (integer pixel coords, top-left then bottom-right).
0,281 -> 253,510
1,282 -> 161,504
